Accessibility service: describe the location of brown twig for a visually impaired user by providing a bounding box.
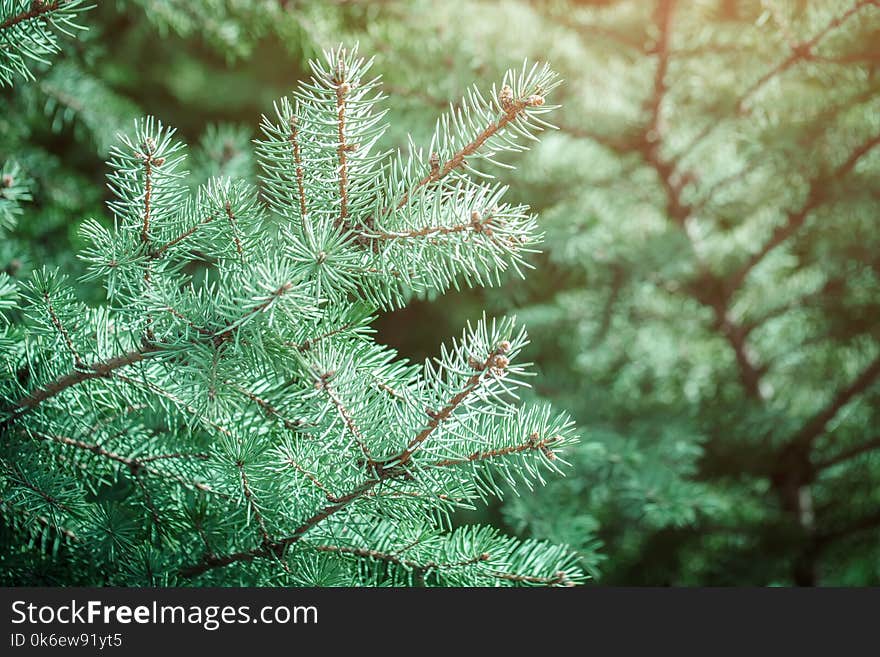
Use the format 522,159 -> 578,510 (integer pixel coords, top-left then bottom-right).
673,0 -> 879,167
11,345 -> 160,412
32,430 -> 215,495
290,321 -> 357,352
43,291 -> 84,368
238,463 -> 271,544
313,543 -> 490,575
316,373 -> 375,466
0,0 -> 61,32
785,354 -> 880,454
149,214 -> 215,259
334,64 -> 351,230
815,435 -> 880,471
230,383 -> 306,432
728,130 -> 880,291
280,453 -> 338,501
391,93 -> 545,213
737,0 -> 877,114
393,345 -> 510,471
179,478 -> 379,577
363,210 -> 500,243
432,433 -> 558,468
210,282 -> 294,345
492,570 -> 574,586
224,200 -> 244,258
161,304 -> 212,336
288,115 -> 308,220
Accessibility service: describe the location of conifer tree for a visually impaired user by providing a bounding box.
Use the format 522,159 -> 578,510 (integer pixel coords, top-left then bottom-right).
347,0 -> 880,585
0,42 -> 586,586
0,1 -> 359,294
0,0 -> 90,88
6,0 -> 878,587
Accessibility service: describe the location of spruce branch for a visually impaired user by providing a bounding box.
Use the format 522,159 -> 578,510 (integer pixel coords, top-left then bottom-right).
42,289 -> 84,368
735,0 -> 879,114
783,353 -> 880,454
108,373 -> 233,440
392,343 -> 511,471
728,129 -> 880,291
178,478 -> 379,578
30,430 -> 215,494
0,0 -> 91,87
644,0 -> 674,144
815,435 -> 880,472
148,213 -> 215,260
389,90 -> 547,214
223,200 -> 244,259
237,463 -> 271,544
312,543 -> 491,576
276,448 -> 338,501
315,372 -> 376,466
0,460 -> 78,517
673,0 -> 880,168
9,345 -> 160,413
0,161 -> 32,235
3,46 -> 582,587
0,0 -> 61,30
8,279 -> 295,418
160,303 -> 213,337
635,1 -> 766,400
137,138 -> 158,246
0,498 -> 79,543
432,432 -> 560,468
365,208 -> 505,243
229,382 -> 307,433
492,570 -> 574,586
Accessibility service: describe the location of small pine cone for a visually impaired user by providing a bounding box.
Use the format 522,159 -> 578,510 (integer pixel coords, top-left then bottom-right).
1,174 -> 13,188
338,82 -> 351,94
471,210 -> 484,232
525,94 -> 545,107
497,340 -> 511,354
491,354 -> 509,371
467,355 -> 484,371
429,152 -> 440,177
499,84 -> 515,111
153,157 -> 166,166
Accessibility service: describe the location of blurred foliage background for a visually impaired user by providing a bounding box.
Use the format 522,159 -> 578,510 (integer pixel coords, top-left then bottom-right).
2,0 -> 879,585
